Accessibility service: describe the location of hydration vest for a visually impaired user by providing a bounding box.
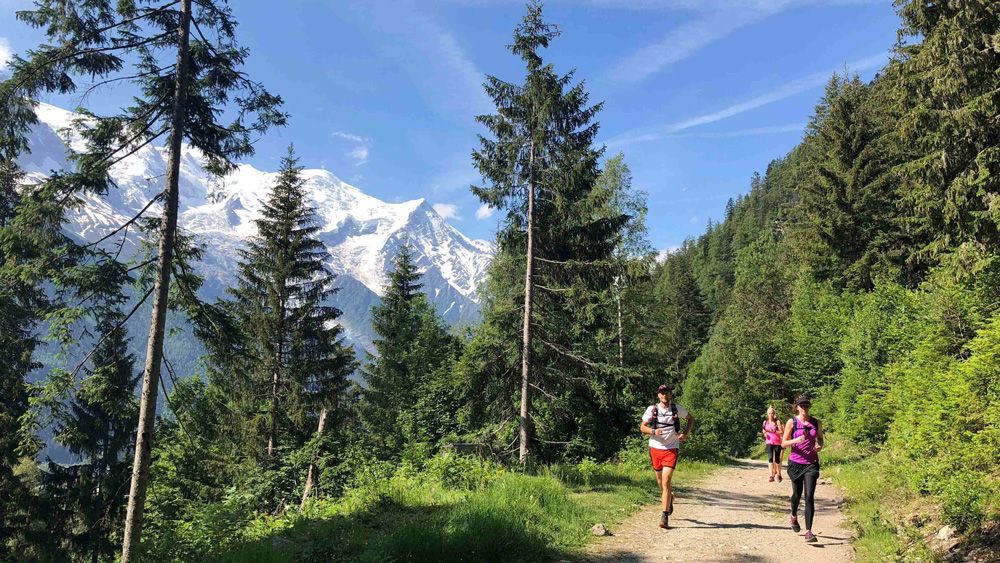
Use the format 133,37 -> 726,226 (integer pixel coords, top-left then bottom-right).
650,403 -> 681,433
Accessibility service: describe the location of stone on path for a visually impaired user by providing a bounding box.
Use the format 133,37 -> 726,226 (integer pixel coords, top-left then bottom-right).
590,523 -> 610,536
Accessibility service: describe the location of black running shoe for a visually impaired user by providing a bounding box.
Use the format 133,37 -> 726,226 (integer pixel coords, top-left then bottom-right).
659,512 -> 669,529
790,515 -> 801,533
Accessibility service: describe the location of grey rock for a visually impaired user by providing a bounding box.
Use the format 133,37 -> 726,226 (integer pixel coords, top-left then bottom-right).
591,523 -> 610,536
937,525 -> 956,541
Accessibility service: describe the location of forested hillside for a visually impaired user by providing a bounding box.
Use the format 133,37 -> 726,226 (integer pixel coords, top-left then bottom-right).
661,1 -> 1000,554
0,0 -> 997,561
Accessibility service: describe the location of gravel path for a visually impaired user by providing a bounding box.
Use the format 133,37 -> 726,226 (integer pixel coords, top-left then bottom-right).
579,459 -> 854,562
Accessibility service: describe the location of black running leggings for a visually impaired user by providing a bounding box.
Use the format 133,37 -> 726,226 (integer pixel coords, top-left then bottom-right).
791,471 -> 817,530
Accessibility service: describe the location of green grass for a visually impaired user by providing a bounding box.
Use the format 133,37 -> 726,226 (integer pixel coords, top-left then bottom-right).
822,435 -> 940,562
207,456 -> 721,562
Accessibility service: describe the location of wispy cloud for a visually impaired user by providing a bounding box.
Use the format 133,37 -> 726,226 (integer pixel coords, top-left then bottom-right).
604,0 -> 886,85
475,203 -> 495,220
331,130 -> 372,165
433,203 -> 461,220
347,146 -> 369,163
356,1 -> 490,119
607,7 -> 781,85
668,122 -> 806,139
666,52 -> 886,133
331,131 -> 369,144
605,52 -> 888,148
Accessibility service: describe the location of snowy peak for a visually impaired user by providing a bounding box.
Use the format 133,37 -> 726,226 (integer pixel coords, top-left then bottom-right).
18,102 -> 494,351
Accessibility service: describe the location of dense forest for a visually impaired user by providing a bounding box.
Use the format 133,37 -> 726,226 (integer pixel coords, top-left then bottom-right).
0,0 -> 997,561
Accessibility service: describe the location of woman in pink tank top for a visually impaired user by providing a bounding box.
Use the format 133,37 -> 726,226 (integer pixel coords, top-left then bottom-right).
781,395 -> 824,543
762,407 -> 783,482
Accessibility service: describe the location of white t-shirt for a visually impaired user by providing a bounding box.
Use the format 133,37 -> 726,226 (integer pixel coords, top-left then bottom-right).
643,403 -> 689,450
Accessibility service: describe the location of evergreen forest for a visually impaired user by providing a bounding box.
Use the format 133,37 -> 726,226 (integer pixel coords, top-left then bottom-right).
0,0 -> 997,561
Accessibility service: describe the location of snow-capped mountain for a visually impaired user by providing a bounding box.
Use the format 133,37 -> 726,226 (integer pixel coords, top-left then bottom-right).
18,102 -> 494,353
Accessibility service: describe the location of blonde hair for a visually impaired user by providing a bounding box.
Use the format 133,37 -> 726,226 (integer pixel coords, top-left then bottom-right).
765,406 -> 778,423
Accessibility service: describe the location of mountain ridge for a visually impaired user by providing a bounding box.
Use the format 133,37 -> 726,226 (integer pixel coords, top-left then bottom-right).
18,102 -> 494,354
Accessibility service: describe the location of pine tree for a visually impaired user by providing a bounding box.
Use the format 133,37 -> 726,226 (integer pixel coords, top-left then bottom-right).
1,2 -> 285,556
799,73 -> 895,290
360,242 -> 425,440
653,247 -> 710,382
893,0 -> 1000,264
47,307 -> 139,563
469,2 -> 628,462
0,161 -> 41,553
228,146 -> 353,462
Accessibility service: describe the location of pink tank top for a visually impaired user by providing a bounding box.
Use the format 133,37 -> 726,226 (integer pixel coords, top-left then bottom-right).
763,421 -> 782,445
789,417 -> 820,465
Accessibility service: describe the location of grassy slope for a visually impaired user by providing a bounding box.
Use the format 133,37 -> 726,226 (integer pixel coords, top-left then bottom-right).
211,458 -> 720,562
822,435 -> 941,562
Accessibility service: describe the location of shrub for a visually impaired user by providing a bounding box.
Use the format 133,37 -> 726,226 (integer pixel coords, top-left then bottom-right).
423,452 -> 504,491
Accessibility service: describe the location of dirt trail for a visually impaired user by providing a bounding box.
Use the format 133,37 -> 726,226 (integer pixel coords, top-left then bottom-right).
579,459 -> 854,562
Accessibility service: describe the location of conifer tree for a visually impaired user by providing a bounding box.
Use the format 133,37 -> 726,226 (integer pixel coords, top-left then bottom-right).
893,0 -> 1000,263
653,247 -> 710,382
360,242 -> 425,439
47,307 -> 139,563
1,3 -> 285,555
800,73 -> 894,290
228,146 -> 353,462
469,1 -> 627,462
0,160 -> 41,552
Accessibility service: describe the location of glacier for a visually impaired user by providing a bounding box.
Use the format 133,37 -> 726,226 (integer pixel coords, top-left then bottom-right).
17,102 -> 494,356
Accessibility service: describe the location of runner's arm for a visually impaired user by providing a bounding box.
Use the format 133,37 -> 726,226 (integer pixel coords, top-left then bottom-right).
781,419 -> 801,448
815,420 -> 824,451
679,413 -> 694,442
640,419 -> 662,436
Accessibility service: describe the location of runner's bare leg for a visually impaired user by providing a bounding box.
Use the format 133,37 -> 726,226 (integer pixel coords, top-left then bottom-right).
661,466 -> 675,512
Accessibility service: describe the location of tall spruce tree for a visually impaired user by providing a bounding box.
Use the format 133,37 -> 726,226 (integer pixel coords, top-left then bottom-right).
1,2 -> 285,555
227,146 -> 353,461
653,246 -> 710,382
469,1 -> 627,462
360,242 -> 425,438
0,160 -> 41,553
893,0 -> 1000,264
361,243 -> 466,450
799,73 -> 895,290
46,306 -> 139,563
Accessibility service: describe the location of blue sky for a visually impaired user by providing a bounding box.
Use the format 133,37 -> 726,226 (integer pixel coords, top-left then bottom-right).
0,0 -> 900,250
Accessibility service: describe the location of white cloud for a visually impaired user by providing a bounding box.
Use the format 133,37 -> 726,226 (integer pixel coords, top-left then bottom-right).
331,131 -> 369,144
433,203 -> 461,220
657,244 -> 682,262
605,51 -> 888,147
608,7 -> 780,85
357,1 -> 490,118
664,52 -> 886,134
475,203 -> 495,220
667,122 -> 806,139
0,38 -> 12,69
347,145 -> 369,163
332,130 -> 372,165
603,0 -> 887,85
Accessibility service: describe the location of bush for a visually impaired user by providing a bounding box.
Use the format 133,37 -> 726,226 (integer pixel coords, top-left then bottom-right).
423,452 -> 504,491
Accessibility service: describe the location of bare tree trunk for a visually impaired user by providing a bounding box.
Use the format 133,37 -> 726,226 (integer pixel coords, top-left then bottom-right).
267,367 -> 279,457
267,302 -> 284,458
518,141 -> 536,464
614,275 -> 624,367
299,407 -> 328,510
121,1 -> 191,560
